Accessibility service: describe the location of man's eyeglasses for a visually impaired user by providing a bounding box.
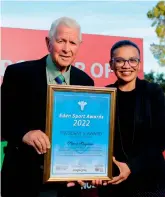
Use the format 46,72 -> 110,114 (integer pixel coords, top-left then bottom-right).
111,57 -> 140,67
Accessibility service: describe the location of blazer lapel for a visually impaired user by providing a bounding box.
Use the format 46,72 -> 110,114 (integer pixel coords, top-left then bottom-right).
135,78 -> 145,125
110,78 -> 142,145
32,56 -> 48,131
34,56 -> 47,97
70,66 -> 78,85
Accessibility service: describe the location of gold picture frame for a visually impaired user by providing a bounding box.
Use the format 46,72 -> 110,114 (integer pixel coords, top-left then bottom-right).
43,85 -> 116,182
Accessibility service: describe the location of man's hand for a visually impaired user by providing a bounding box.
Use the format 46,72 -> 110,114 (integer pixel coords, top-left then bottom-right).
22,130 -> 50,154
67,180 -> 85,187
104,157 -> 131,185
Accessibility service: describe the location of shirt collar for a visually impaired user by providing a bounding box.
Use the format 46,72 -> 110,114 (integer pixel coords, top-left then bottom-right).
46,54 -> 71,84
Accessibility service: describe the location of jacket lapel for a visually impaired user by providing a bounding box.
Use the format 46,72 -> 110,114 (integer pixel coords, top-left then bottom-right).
109,78 -> 144,144
70,66 -> 78,85
33,56 -> 47,98
31,56 -> 48,131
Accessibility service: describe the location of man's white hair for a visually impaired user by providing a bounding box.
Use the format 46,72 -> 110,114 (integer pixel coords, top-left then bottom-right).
48,17 -> 82,42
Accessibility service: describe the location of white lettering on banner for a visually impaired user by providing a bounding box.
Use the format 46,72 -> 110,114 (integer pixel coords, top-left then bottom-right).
74,62 -> 85,71
16,60 -> 25,63
0,60 -> 25,76
105,63 -> 112,78
91,63 -> 103,78
90,63 -> 113,78
81,182 -> 95,190
0,59 -> 113,79
0,60 -> 12,76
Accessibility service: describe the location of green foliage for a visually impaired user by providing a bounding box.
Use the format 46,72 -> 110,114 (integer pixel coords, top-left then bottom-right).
147,1 -> 165,67
147,1 -> 165,38
150,43 -> 165,67
144,71 -> 165,92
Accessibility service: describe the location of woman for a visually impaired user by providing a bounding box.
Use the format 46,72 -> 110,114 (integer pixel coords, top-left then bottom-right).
96,40 -> 165,197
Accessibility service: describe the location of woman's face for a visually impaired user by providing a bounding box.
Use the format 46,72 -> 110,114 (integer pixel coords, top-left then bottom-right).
111,46 -> 140,83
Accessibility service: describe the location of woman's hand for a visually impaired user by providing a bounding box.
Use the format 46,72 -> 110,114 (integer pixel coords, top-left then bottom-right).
104,157 -> 131,185
91,157 -> 131,186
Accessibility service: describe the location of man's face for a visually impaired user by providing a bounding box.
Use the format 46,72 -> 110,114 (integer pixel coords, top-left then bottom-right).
111,46 -> 140,83
46,25 -> 81,68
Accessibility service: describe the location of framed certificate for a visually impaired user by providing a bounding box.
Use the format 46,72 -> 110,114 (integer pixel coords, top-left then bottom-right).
43,85 -> 116,182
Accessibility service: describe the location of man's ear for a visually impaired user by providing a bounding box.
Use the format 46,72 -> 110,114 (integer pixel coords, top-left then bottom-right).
45,37 -> 51,52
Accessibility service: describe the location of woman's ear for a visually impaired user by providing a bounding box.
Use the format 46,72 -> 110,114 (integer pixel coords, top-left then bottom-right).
109,60 -> 114,70
137,61 -> 141,72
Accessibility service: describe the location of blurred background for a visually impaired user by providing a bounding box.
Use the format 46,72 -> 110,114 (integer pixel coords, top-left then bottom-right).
1,0 -> 165,168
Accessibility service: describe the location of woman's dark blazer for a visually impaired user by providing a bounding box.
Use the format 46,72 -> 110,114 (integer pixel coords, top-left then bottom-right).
106,78 -> 165,192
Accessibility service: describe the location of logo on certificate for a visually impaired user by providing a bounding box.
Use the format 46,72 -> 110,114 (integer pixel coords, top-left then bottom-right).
78,101 -> 87,111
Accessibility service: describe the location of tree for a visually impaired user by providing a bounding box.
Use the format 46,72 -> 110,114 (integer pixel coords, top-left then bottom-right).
147,1 -> 165,67
144,71 -> 165,92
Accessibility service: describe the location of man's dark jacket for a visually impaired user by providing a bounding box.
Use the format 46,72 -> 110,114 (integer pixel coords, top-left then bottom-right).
1,56 -> 94,197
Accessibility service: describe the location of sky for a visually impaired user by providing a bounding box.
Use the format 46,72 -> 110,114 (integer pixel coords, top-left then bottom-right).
1,0 -> 165,74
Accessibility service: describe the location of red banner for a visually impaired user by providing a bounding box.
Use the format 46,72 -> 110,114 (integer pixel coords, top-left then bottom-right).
1,27 -> 145,196
1,27 -> 144,86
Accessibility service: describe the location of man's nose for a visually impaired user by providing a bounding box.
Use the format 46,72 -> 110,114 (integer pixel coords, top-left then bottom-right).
63,43 -> 70,53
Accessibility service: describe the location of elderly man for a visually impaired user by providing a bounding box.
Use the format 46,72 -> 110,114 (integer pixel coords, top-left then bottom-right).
1,17 -> 94,197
